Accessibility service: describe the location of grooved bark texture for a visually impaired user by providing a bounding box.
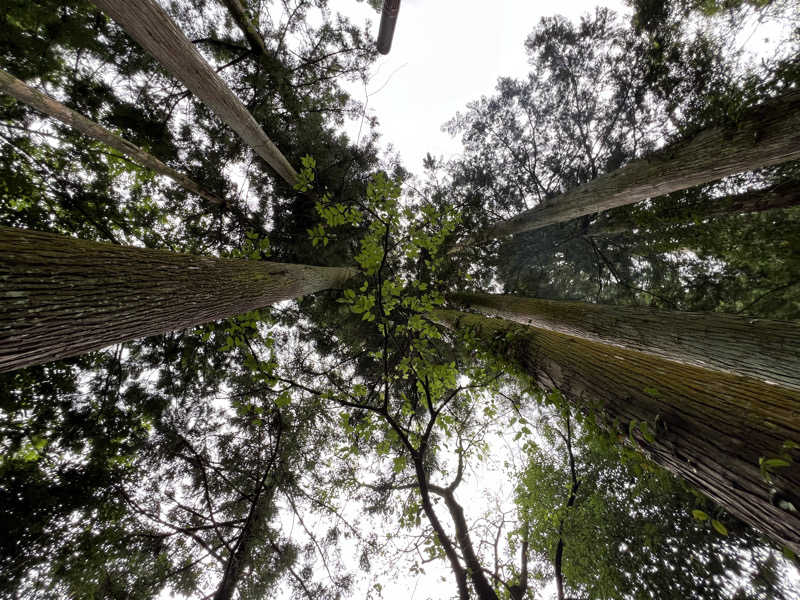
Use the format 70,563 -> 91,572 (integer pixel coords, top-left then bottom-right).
0,227 -> 355,371
473,93 -> 800,242
586,180 -> 800,237
448,292 -> 800,390
91,0 -> 298,186
0,68 -> 225,206
431,309 -> 800,554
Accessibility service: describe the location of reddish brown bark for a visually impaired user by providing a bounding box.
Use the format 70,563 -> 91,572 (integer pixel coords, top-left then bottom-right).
431,309 -> 800,555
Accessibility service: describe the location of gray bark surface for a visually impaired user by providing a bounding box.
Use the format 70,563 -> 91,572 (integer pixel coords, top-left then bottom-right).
464,93 -> 800,244
0,68 -> 225,206
92,0 -> 299,187
448,292 -> 800,390
432,309 -> 800,555
0,227 -> 355,371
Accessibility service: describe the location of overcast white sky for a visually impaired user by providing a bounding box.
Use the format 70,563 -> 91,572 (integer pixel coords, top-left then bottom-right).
334,0 -> 627,173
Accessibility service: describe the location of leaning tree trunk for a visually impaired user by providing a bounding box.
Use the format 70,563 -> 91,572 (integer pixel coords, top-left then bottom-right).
91,0 -> 298,187
585,180 -> 800,238
0,227 -> 356,371
455,92 -> 800,247
430,309 -> 800,555
0,68 -> 225,206
447,292 -> 800,390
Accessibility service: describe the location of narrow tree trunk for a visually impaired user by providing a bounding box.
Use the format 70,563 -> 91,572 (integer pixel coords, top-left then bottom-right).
430,309 -> 800,555
431,484 -> 500,600
458,93 -> 800,246
585,181 -> 800,238
0,68 -> 225,207
91,0 -> 298,187
447,292 -> 800,390
214,431 -> 285,600
0,227 -> 355,371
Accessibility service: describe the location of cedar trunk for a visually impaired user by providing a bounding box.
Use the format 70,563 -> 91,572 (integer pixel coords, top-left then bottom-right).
585,180 -> 800,237
467,93 -> 800,243
0,227 -> 355,371
0,68 -> 225,206
91,0 -> 298,186
431,309 -> 800,554
447,292 -> 800,390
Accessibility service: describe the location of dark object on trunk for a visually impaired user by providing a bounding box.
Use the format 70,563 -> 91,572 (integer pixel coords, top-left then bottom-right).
377,0 -> 401,54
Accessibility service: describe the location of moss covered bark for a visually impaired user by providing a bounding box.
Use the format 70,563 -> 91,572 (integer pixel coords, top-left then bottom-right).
431,309 -> 800,554
0,227 -> 355,371
447,292 -> 800,390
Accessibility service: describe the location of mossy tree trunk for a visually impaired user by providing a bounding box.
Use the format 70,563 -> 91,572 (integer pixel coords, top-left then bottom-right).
0,227 -> 355,372
91,0 -> 298,187
447,292 -> 800,390
431,309 -> 800,555
456,93 -> 800,247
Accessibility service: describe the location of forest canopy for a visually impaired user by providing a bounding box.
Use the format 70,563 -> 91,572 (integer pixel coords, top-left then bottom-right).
1,1 -> 799,599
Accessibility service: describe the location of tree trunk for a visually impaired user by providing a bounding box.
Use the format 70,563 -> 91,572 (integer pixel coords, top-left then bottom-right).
585,180 -> 800,238
459,93 -> 800,245
0,68 -> 225,207
213,431 -> 285,600
91,0 -> 298,187
0,227 -> 355,371
447,292 -> 800,390
430,309 -> 800,555
219,0 -> 270,57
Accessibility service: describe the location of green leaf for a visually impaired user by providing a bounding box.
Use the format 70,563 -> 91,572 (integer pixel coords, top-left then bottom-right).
692,509 -> 709,521
763,458 -> 792,469
711,519 -> 728,536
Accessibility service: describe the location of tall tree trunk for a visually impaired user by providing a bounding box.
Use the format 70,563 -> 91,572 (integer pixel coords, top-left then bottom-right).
447,292 -> 800,390
0,68 -> 225,207
430,309 -> 800,555
457,93 -> 800,246
91,0 -> 299,187
585,180 -> 800,238
0,227 -> 355,372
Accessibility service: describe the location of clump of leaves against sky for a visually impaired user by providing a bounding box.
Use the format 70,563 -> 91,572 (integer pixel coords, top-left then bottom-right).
1,1 -> 799,599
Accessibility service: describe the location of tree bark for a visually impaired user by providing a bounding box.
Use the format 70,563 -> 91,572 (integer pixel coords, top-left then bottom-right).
447,292 -> 800,390
0,227 -> 356,372
0,68 -> 225,207
458,93 -> 800,246
585,180 -> 800,238
430,309 -> 800,555
91,0 -> 299,187
219,0 -> 270,57
428,483 -> 500,600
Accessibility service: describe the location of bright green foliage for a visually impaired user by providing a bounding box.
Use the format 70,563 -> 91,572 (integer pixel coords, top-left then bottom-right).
511,411 -> 798,599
